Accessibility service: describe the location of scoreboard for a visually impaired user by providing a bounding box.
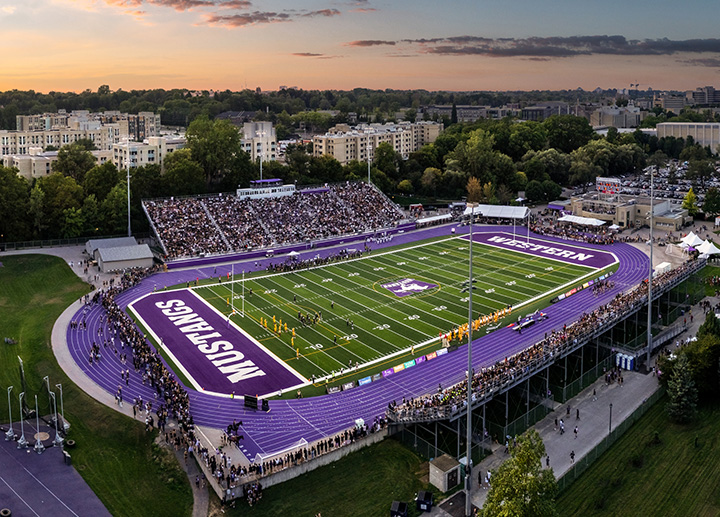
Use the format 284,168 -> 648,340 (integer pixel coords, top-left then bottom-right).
596,177 -> 621,194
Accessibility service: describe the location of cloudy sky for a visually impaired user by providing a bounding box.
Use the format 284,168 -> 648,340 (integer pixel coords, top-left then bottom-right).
3,0 -> 720,92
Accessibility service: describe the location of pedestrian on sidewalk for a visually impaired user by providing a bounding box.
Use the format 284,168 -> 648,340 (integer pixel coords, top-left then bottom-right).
566,405 -> 571,416
576,408 -> 580,420
570,450 -> 575,464
546,455 -> 550,468
574,426 -> 578,439
593,388 -> 597,401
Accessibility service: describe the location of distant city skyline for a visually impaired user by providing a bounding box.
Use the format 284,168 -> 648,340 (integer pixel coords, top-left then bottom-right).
4,0 -> 720,93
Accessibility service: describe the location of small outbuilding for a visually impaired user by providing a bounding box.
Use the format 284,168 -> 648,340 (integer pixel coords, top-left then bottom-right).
96,244 -> 154,273
85,237 -> 138,260
429,454 -> 461,492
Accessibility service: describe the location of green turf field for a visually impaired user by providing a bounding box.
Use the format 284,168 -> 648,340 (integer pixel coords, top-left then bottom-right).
194,235 -> 601,382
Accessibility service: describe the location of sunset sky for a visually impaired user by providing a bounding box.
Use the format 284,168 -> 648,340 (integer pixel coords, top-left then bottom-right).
4,0 -> 720,93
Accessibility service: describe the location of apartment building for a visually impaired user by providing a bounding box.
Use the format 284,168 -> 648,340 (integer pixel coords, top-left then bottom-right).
240,122 -> 277,162
312,121 -> 443,165
590,103 -> 647,128
0,125 -> 121,156
3,149 -> 112,181
112,136 -> 186,170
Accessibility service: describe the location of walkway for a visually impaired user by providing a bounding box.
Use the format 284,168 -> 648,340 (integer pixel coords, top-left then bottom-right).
426,292 -> 714,515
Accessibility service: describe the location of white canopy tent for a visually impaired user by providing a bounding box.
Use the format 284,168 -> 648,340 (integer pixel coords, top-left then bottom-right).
557,214 -> 606,227
681,232 -> 704,247
463,204 -> 529,220
698,239 -> 720,255
463,204 -> 530,243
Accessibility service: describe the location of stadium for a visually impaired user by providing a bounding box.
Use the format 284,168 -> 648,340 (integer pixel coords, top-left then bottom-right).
59,179 -> 704,505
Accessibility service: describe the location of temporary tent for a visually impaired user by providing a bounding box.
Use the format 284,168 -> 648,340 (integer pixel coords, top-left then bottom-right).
698,240 -> 720,256
557,214 -> 606,227
681,232 -> 704,247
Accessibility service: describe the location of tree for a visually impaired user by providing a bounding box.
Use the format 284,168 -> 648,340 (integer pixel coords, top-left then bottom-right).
682,188 -> 699,216
544,115 -> 594,153
29,183 -> 47,238
687,159 -> 714,190
702,187 -> 720,218
186,116 -> 245,189
162,149 -> 206,196
699,311 -> 720,340
373,142 -> 402,182
483,429 -> 558,517
100,183 -> 128,235
666,354 -> 698,423
84,162 -> 121,202
0,166 -> 31,241
53,143 -> 97,183
82,194 -> 100,236
541,180 -> 562,202
467,177 -> 482,203
526,180 -> 545,203
36,173 -> 84,236
420,167 -> 442,196
61,207 -> 85,238
397,179 -> 413,194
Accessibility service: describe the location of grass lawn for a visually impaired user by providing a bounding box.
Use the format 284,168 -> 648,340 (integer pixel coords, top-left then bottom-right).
556,397 -> 720,516
700,265 -> 720,296
0,254 -> 193,517
221,438 -> 440,517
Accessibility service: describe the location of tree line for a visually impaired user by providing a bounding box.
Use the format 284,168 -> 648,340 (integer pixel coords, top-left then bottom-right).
1,112 -> 717,244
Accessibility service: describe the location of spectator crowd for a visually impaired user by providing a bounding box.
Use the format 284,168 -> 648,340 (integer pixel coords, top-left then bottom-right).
387,258 -> 704,423
144,182 -> 406,260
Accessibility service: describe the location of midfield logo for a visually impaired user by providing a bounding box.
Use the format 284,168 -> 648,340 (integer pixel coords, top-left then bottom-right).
381,278 -> 437,297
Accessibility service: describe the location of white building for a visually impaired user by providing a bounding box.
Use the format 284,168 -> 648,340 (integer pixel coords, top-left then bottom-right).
112,136 -> 186,171
590,103 -> 647,128
656,122 -> 720,151
312,121 -> 443,165
240,122 -> 277,162
3,148 -> 112,181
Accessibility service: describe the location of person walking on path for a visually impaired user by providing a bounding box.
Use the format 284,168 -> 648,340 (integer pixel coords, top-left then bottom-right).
574,426 -> 578,439
570,450 -> 575,464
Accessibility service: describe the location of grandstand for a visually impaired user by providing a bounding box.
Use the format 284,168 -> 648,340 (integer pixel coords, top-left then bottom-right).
143,181 -> 408,260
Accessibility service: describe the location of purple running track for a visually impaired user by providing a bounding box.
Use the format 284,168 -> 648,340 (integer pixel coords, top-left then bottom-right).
66,224 -> 650,460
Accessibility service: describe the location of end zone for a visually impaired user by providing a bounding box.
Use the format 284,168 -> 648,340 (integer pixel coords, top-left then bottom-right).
129,289 -> 307,398
467,231 -> 618,269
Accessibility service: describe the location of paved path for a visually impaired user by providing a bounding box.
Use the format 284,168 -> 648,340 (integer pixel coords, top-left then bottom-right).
0,421 -> 111,517
424,293 -> 714,515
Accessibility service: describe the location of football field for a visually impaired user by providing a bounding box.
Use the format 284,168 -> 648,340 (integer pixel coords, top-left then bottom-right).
189,231 -> 613,384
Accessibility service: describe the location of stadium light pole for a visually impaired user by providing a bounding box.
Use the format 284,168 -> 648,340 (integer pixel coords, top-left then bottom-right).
56,383 -> 69,432
17,392 -> 28,449
5,386 -> 14,441
256,129 -> 266,181
367,141 -> 372,184
646,167 -> 654,370
465,202 -> 476,517
126,138 -> 132,237
49,391 -> 62,447
34,395 -> 44,454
